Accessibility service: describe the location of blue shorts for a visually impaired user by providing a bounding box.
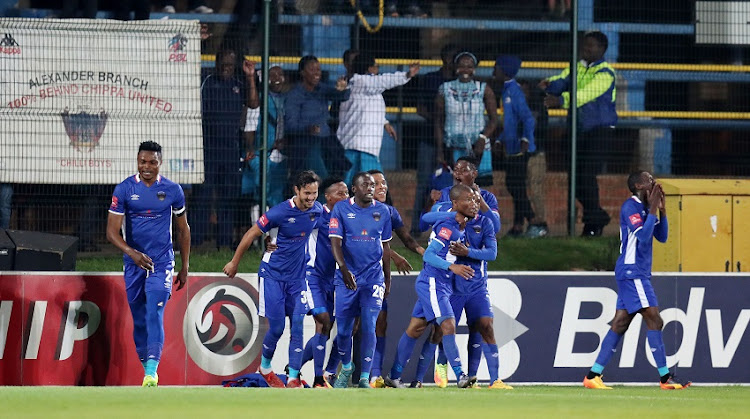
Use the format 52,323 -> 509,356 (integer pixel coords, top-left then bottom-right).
450,290 -> 493,326
124,260 -> 174,303
344,150 -> 382,186
307,272 -> 334,316
616,277 -> 659,314
335,282 -> 384,318
411,273 -> 454,323
259,276 -> 309,319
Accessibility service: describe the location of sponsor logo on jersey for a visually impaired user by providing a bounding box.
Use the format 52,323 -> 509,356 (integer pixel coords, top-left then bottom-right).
330,218 -> 339,229
258,214 -> 269,227
629,213 -> 642,226
438,227 -> 452,240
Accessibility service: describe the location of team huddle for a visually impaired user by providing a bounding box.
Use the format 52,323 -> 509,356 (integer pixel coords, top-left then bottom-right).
110,141 -> 689,390
222,154 -> 508,389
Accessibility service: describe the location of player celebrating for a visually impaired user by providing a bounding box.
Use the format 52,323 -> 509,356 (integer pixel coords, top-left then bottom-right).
106,141 -> 190,387
329,172 -> 393,388
300,177 -> 350,388
583,171 -> 690,390
384,184 -> 477,389
435,157 -> 500,231
223,170 -> 323,388
367,169 -> 425,387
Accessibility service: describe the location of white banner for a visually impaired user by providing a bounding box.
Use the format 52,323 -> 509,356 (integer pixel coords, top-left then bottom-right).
0,18 -> 204,184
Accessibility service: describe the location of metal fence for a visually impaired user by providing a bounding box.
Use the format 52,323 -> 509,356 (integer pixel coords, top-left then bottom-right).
1,0 -> 749,250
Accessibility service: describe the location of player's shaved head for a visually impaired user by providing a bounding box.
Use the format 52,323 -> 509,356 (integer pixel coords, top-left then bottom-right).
449,183 -> 473,201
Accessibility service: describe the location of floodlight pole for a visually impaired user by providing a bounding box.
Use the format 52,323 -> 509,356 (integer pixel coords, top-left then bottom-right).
568,0 -> 579,237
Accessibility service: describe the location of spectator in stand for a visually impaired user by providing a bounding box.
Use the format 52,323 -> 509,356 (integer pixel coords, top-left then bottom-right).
329,49 -> 359,136
410,43 -> 460,236
338,52 -> 419,185
493,55 -> 538,238
193,49 -> 253,250
539,31 -> 616,237
519,79 -> 550,238
161,1 -> 214,14
435,50 -> 498,186
285,55 -> 351,188
243,64 -> 289,208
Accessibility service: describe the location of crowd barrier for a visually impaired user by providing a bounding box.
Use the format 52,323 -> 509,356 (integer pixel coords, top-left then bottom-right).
1,271 -> 748,385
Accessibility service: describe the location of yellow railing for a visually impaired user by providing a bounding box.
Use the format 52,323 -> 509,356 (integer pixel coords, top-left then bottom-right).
202,55 -> 750,73
385,107 -> 750,120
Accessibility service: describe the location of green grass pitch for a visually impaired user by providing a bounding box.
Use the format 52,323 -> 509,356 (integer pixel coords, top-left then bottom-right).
2,386 -> 748,418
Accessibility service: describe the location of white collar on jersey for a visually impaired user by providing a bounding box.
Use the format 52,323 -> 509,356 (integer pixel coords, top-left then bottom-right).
135,173 -> 161,184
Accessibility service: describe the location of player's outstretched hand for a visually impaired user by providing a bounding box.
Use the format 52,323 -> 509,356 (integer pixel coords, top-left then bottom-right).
392,252 -> 413,274
449,264 -> 474,279
174,267 -> 188,291
223,261 -> 238,279
449,241 -> 469,257
343,271 -> 357,291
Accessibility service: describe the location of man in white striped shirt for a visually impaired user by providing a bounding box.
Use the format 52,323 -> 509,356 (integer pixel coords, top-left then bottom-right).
337,52 -> 419,185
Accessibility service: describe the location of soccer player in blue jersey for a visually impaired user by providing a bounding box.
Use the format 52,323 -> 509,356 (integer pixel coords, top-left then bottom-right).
106,141 -> 191,388
384,184 -> 477,389
223,170 -> 323,388
299,177 -> 350,388
367,169 -> 425,388
435,157 -> 500,229
583,171 -> 690,390
414,192 -> 511,389
329,172 -> 393,388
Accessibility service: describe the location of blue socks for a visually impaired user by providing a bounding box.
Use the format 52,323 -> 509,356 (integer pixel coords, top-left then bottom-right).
262,316 -> 285,360
482,343 -> 499,383
359,308 -> 379,380
647,330 -> 670,377
371,336 -> 386,378
288,315 -> 305,371
414,341 -> 437,383
441,333 -> 464,377
325,338 -> 340,375
467,332 -> 482,377
336,317 -> 356,365
390,333 -> 417,380
591,329 -> 623,374
311,333 -> 328,377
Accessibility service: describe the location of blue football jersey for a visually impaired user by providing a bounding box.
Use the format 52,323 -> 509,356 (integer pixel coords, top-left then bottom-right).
386,204 -> 404,230
423,217 -> 466,282
109,174 -> 186,265
329,198 -> 392,286
257,198 -> 323,282
307,204 -> 336,280
454,214 -> 496,295
615,196 -> 666,280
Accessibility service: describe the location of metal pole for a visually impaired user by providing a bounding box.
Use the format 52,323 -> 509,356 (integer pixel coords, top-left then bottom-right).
260,0 -> 271,249
568,0 -> 579,237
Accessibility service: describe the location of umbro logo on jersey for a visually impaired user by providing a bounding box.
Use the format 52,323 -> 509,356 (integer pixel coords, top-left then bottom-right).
131,194 -> 140,200
347,213 -> 356,219
287,217 -> 296,223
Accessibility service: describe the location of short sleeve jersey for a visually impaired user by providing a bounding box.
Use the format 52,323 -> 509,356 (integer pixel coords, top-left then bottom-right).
307,204 -> 336,280
615,196 -> 656,280
386,204 -> 404,230
109,174 -> 186,265
257,198 -> 324,282
423,217 -> 466,282
329,198 -> 392,286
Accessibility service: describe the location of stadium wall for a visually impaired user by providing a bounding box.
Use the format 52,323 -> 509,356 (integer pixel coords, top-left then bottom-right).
1,272 -> 748,385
